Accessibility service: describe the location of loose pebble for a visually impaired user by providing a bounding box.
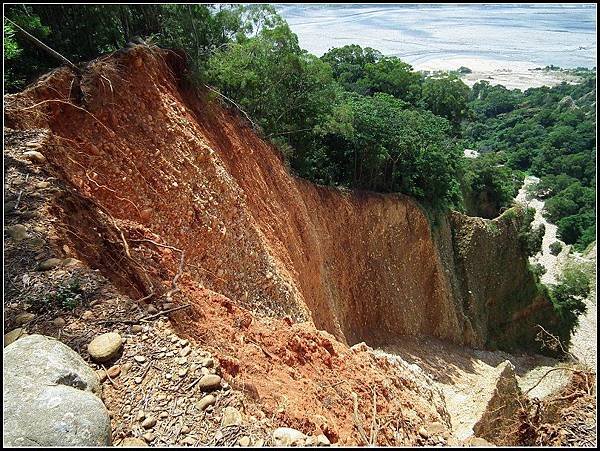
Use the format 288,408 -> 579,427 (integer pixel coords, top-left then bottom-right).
141,417 -> 157,429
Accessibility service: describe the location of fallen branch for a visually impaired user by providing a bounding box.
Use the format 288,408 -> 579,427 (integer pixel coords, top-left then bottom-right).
95,304 -> 191,326
96,318 -> 139,326
101,363 -> 116,386
370,386 -> 379,445
5,17 -> 80,73
535,324 -> 579,362
139,303 -> 191,323
13,190 -> 23,210
525,366 -> 591,396
352,391 -> 370,445
203,84 -> 258,130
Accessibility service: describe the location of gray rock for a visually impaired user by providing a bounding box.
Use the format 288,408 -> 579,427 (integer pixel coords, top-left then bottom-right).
197,394 -> 216,411
23,150 -> 46,164
62,258 -> 81,267
200,357 -> 214,368
6,224 -> 28,241
120,437 -> 148,447
3,334 -> 111,446
4,328 -> 27,347
52,317 -> 67,328
38,258 -> 63,271
465,436 -> 493,446
142,432 -> 155,443
141,416 -> 156,429
15,312 -> 36,326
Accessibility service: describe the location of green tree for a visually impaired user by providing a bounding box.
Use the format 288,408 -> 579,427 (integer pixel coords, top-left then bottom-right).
462,153 -> 521,218
4,21 -> 24,91
548,266 -> 590,345
464,72 -> 596,249
3,4 -> 281,93
361,56 -> 423,103
421,75 -> 471,128
317,93 -> 463,205
206,23 -> 340,160
321,44 -> 382,94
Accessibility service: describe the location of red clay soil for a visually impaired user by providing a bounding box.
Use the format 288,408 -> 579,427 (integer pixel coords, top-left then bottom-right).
4,46 -> 458,444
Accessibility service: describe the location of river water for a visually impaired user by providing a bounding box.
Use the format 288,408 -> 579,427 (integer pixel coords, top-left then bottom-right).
277,4 -> 597,69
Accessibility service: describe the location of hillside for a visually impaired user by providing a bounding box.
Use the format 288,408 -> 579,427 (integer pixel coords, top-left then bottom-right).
3,45 -> 590,446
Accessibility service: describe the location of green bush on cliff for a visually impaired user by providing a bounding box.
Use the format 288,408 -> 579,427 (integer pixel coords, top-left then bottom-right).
547,266 -> 590,345
549,241 -> 563,256
461,153 -> 521,218
529,262 -> 546,282
517,207 -> 545,256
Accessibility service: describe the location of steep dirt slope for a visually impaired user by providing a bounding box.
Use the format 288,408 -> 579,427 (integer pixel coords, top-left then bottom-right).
4,127 -> 452,446
2,46 -> 455,445
3,45 -> 561,444
5,46 -> 469,347
6,46 -> 557,351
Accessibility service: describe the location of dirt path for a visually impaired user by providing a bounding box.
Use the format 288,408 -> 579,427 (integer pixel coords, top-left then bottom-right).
515,176 -> 596,368
515,175 -> 570,285
569,243 -> 597,369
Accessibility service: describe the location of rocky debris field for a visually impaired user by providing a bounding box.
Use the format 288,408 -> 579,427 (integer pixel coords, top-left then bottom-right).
378,335 -> 596,446
2,128 -> 275,446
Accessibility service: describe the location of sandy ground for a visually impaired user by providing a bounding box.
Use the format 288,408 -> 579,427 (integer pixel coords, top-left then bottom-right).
569,242 -> 597,369
414,57 -> 582,90
377,337 -> 565,441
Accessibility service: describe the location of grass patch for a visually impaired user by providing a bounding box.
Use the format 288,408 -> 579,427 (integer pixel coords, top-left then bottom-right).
35,278 -> 85,312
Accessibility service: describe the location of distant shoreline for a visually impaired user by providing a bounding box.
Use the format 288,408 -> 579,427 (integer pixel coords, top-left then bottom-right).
412,57 -> 589,90
277,3 -> 597,87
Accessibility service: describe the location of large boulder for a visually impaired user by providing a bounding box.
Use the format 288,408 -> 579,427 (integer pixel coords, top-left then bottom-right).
3,334 -> 111,446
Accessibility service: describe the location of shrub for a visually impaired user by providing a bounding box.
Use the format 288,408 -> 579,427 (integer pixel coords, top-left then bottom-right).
529,262 -> 547,281
36,279 -> 84,312
518,207 -> 545,256
548,266 -> 590,345
549,241 -> 563,256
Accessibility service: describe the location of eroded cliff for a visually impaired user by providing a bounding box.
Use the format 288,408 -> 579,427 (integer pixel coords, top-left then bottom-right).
4,46 -> 557,353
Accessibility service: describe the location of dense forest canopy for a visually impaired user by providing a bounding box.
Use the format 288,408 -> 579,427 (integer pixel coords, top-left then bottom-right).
4,4 -> 596,250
